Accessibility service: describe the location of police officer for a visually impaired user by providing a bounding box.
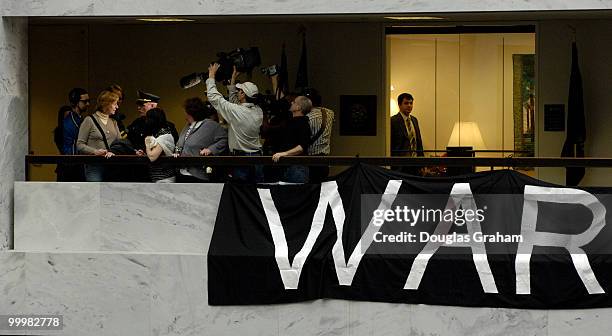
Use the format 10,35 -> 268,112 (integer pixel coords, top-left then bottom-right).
128,90 -> 179,151
127,90 -> 161,151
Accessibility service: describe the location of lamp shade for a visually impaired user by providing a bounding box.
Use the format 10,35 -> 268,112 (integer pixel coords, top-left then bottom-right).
447,121 -> 486,150
390,98 -> 399,116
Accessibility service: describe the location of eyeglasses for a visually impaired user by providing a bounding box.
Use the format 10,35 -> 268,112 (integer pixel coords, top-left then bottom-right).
80,99 -> 90,103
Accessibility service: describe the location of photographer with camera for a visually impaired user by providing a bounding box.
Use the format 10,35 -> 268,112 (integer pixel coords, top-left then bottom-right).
206,63 -> 264,183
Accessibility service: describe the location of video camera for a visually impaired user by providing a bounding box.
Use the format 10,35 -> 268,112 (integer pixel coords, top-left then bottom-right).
179,47 -> 262,89
260,64 -> 279,77
260,92 -> 291,120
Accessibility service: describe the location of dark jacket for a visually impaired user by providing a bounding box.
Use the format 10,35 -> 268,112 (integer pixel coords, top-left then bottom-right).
128,116 -> 179,150
390,113 -> 423,157
127,116 -> 147,150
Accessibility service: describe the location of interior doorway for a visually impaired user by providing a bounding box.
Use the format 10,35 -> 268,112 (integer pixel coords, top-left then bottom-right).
386,26 -> 536,173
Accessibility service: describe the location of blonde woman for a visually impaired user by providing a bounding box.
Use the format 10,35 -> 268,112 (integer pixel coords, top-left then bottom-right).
106,84 -> 128,137
77,90 -> 120,181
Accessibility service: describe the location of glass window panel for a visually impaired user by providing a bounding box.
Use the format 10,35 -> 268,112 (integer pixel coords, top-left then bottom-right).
435,35 -> 460,152
459,34 -> 504,158
388,31 -> 535,164
388,35 -> 436,151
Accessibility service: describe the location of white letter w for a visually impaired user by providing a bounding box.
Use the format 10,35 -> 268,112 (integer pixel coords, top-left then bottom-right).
258,180 -> 403,289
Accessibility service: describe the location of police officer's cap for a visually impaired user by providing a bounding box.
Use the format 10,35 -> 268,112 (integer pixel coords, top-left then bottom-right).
136,90 -> 160,103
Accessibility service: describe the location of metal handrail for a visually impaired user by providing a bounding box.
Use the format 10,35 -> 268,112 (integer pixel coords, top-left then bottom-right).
391,149 -> 532,154
26,155 -> 612,168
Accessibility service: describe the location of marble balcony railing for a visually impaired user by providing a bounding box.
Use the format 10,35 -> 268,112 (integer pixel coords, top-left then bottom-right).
2,182 -> 611,336
14,182 -> 224,253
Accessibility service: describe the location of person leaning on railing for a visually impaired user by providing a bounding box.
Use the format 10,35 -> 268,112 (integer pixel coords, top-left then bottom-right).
76,90 -> 120,182
303,88 -> 334,183
174,97 -> 228,183
271,96 -> 312,183
143,107 -> 176,183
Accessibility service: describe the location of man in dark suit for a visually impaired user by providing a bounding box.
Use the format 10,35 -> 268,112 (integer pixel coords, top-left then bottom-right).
390,93 -> 423,175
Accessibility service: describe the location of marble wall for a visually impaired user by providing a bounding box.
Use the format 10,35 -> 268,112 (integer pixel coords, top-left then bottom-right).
5,182 -> 612,335
3,249 -> 611,336
2,0 -> 612,16
0,17 -> 27,250
14,182 -> 224,253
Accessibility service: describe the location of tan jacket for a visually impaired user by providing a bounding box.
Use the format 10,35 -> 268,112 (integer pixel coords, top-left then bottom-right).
77,113 -> 120,154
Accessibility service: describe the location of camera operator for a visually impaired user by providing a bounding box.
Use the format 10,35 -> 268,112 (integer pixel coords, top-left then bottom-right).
206,63 -> 264,183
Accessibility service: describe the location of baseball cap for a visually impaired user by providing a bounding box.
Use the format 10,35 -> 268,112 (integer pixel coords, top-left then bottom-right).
235,82 -> 259,98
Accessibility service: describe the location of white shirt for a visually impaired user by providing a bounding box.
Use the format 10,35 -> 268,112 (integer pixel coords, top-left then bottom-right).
206,78 -> 262,152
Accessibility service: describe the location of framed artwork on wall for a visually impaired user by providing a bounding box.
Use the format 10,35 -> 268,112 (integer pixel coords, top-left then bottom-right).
339,95 -> 377,136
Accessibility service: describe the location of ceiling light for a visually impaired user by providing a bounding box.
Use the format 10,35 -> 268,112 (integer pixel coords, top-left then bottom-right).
384,16 -> 445,20
137,18 -> 195,22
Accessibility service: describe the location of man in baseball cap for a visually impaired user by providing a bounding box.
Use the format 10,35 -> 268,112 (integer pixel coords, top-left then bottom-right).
206,63 -> 263,183
235,82 -> 258,98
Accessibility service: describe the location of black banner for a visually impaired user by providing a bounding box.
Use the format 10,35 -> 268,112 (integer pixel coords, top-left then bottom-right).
208,164 -> 612,308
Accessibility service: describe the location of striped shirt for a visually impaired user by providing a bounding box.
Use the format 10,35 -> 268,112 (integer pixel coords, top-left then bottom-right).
307,107 -> 334,155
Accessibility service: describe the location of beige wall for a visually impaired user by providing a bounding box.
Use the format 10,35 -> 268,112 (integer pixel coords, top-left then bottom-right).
387,35 -> 437,150
29,22 -> 385,180
29,25 -> 88,181
537,20 -> 612,186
